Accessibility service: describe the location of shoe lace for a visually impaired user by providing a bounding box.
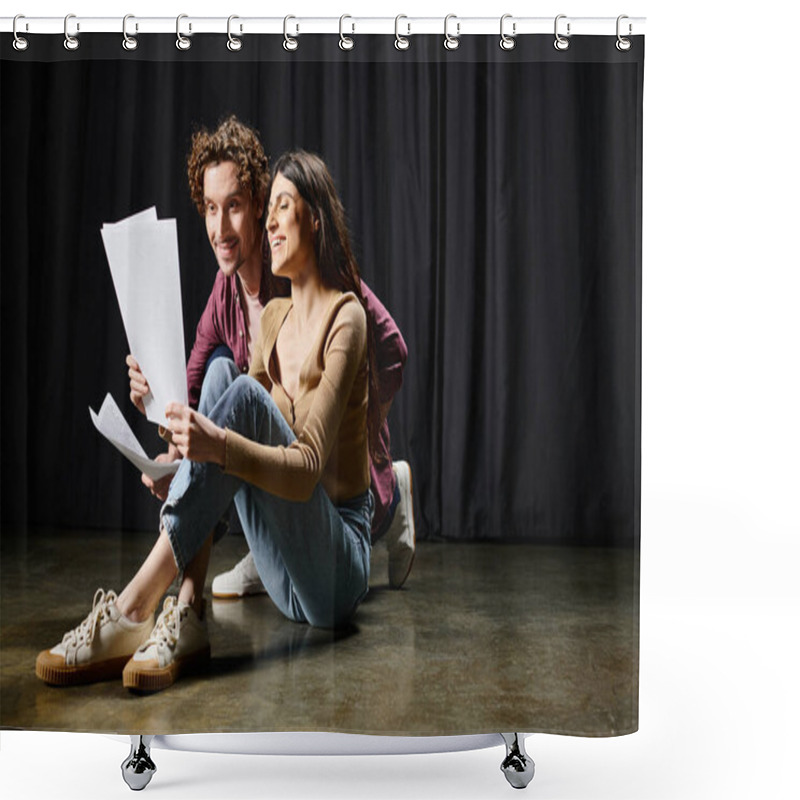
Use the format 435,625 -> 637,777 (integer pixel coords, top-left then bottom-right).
62,588 -> 117,650
142,597 -> 182,651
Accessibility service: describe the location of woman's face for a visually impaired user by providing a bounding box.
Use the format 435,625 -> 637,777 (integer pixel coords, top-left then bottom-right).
266,172 -> 318,280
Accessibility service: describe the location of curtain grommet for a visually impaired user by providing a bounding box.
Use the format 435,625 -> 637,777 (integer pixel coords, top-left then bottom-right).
339,15 -> 355,51
64,13 -> 80,51
12,15 -> 29,51
227,15 -> 242,51
122,14 -> 138,51
554,14 -> 570,51
444,14 -> 460,51
616,15 -> 632,51
176,14 -> 191,51
283,15 -> 299,51
500,14 -> 516,51
394,15 -> 410,51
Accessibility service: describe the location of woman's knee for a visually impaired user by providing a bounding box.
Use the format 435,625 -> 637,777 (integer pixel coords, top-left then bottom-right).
226,375 -> 284,420
210,375 -> 279,438
225,375 -> 274,412
199,357 -> 240,412
204,345 -> 235,375
204,356 -> 239,388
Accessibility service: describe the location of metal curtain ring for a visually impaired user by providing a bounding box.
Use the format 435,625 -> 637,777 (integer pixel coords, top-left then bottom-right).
554,14 -> 570,51
13,14 -> 29,51
283,15 -> 298,51
122,14 -> 138,51
500,14 -> 516,50
394,15 -> 410,50
339,15 -> 354,50
227,15 -> 242,51
444,14 -> 460,51
176,14 -> 191,50
616,15 -> 632,51
64,13 -> 79,51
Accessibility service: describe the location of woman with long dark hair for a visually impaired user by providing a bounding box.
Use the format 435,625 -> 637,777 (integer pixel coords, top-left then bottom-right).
36,151 -> 378,692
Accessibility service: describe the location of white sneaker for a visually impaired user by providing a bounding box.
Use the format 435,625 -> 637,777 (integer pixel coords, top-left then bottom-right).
385,461 -> 416,589
211,551 -> 266,599
35,589 -> 154,686
122,596 -> 210,692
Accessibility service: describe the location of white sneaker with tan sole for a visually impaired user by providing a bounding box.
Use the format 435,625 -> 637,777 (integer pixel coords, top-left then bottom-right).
35,588 -> 154,686
211,551 -> 266,599
122,596 -> 210,692
385,460 -> 416,589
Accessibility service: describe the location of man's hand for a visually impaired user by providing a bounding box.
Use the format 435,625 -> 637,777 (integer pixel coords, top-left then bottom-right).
127,355 -> 150,415
141,443 -> 181,501
166,403 -> 227,466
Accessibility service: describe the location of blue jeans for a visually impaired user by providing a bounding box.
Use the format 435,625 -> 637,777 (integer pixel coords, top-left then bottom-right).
204,344 -> 234,375
161,358 -> 373,629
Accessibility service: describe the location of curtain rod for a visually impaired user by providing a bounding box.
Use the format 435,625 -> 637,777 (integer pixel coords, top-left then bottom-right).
1,16 -> 646,37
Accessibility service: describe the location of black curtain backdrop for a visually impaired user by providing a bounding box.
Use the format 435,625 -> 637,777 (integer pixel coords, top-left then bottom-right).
0,34 -> 643,546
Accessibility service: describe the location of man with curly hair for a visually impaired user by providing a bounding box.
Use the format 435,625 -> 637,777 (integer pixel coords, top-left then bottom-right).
128,116 -> 271,414
126,115 -> 415,591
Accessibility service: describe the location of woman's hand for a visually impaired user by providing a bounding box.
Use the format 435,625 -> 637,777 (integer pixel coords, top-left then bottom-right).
141,443 -> 181,500
165,403 -> 227,466
126,355 -> 150,415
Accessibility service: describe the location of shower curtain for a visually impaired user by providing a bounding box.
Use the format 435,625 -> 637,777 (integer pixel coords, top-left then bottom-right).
0,25 -> 643,738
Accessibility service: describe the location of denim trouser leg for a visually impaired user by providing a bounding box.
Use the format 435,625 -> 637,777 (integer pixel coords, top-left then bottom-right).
204,344 -> 235,377
197,356 -> 240,415
197,357 -> 241,541
161,362 -> 372,629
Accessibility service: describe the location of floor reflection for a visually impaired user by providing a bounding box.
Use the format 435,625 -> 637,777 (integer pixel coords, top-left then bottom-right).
1,528 -> 638,735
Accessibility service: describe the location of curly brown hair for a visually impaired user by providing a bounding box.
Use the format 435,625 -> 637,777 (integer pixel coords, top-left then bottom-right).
186,115 -> 269,217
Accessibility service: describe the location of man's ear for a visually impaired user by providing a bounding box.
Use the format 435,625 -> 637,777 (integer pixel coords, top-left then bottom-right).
255,192 -> 266,220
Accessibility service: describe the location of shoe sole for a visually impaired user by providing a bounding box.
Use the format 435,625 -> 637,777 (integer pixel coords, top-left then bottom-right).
122,646 -> 211,692
35,653 -> 132,686
211,586 -> 267,600
389,463 -> 416,590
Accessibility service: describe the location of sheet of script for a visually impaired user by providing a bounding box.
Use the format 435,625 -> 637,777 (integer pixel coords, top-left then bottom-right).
90,393 -> 180,481
101,207 -> 187,428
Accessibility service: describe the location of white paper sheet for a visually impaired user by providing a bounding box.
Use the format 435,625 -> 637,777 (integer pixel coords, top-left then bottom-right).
102,206 -> 157,229
101,209 -> 187,428
89,394 -> 180,481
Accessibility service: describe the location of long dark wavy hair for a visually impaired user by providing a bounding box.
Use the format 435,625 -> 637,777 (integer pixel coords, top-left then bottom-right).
268,150 -> 384,464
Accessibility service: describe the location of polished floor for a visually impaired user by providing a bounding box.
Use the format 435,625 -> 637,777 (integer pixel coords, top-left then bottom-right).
1,528 -> 638,737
